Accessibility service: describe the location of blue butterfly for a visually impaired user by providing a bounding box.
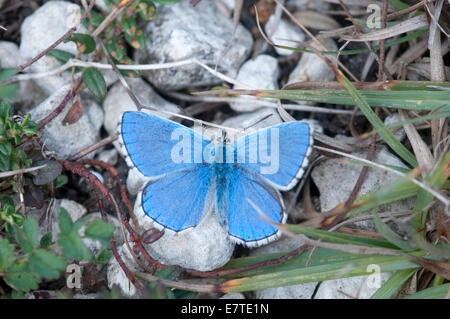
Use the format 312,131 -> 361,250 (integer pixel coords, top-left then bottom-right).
119,111 -> 313,247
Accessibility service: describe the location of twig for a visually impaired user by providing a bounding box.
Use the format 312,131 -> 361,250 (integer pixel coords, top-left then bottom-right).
37,78 -> 84,130
69,133 -> 118,161
111,239 -> 144,291
166,92 -> 355,115
377,0 -> 388,81
0,164 -> 47,179
6,58 -> 252,89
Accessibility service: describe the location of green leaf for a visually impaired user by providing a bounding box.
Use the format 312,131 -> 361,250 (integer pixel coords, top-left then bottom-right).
85,219 -> 115,247
5,262 -> 40,292
0,238 -> 16,271
404,283 -> 450,299
90,11 -> 105,27
136,0 -> 157,20
47,49 -> 75,64
54,174 -> 68,188
72,215 -> 92,232
0,100 -> 12,119
59,207 -> 74,234
29,249 -> 66,279
22,218 -> 39,249
1,194 -> 14,208
82,67 -> 107,99
0,153 -> 10,171
58,231 -> 91,261
14,226 -> 33,254
373,212 -> 416,251
0,68 -> 16,83
40,232 -> 53,248
0,142 -> 12,156
0,83 -> 19,100
64,33 -> 96,54
371,269 -> 417,299
95,249 -> 113,264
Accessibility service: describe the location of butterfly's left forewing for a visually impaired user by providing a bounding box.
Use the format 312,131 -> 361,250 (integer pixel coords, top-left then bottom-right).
234,121 -> 313,191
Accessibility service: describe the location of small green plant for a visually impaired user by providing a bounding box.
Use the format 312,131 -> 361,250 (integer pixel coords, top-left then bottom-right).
47,0 -> 180,100
0,101 -> 37,171
0,207 -> 115,293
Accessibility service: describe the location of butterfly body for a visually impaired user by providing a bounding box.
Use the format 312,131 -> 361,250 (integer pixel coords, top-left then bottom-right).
119,111 -> 313,247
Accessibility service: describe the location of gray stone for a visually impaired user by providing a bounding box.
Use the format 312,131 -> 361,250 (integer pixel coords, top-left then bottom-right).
265,15 -> 305,56
250,238 -> 318,299
135,0 -> 253,90
131,192 -> 235,271
29,84 -> 103,159
230,54 -> 280,113
0,41 -> 47,109
384,113 -> 406,142
19,1 -> 116,94
30,199 -> 122,273
220,293 -> 246,299
94,0 -> 109,12
314,273 -> 391,299
222,108 -> 282,130
95,148 -> 118,166
19,1 -> 87,94
311,143 -> 414,229
29,199 -> 87,240
287,38 -> 337,85
107,244 -> 141,298
0,41 -> 25,69
103,78 -> 180,136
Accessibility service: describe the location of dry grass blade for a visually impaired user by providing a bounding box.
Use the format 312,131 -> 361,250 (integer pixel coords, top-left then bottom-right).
0,164 -> 48,179
399,110 -> 434,175
341,14 -> 428,42
293,11 -> 340,31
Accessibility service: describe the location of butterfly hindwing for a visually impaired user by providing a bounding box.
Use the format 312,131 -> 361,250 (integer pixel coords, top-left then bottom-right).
120,111 -> 211,179
140,166 -> 214,232
216,167 -> 286,247
234,121 -> 313,191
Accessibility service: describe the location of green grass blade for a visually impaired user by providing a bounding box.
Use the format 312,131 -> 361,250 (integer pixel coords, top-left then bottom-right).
373,212 -> 417,251
286,224 -> 398,249
220,254 -> 421,293
371,268 -> 417,299
257,88 -> 450,112
403,283 -> 450,299
347,172 -> 420,217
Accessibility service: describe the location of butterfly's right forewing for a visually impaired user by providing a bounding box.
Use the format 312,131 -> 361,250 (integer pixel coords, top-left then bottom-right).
120,111 -> 211,179
120,111 -> 215,232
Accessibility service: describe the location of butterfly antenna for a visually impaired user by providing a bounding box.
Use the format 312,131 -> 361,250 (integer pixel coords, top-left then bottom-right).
141,104 -> 244,134
242,113 -> 274,132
